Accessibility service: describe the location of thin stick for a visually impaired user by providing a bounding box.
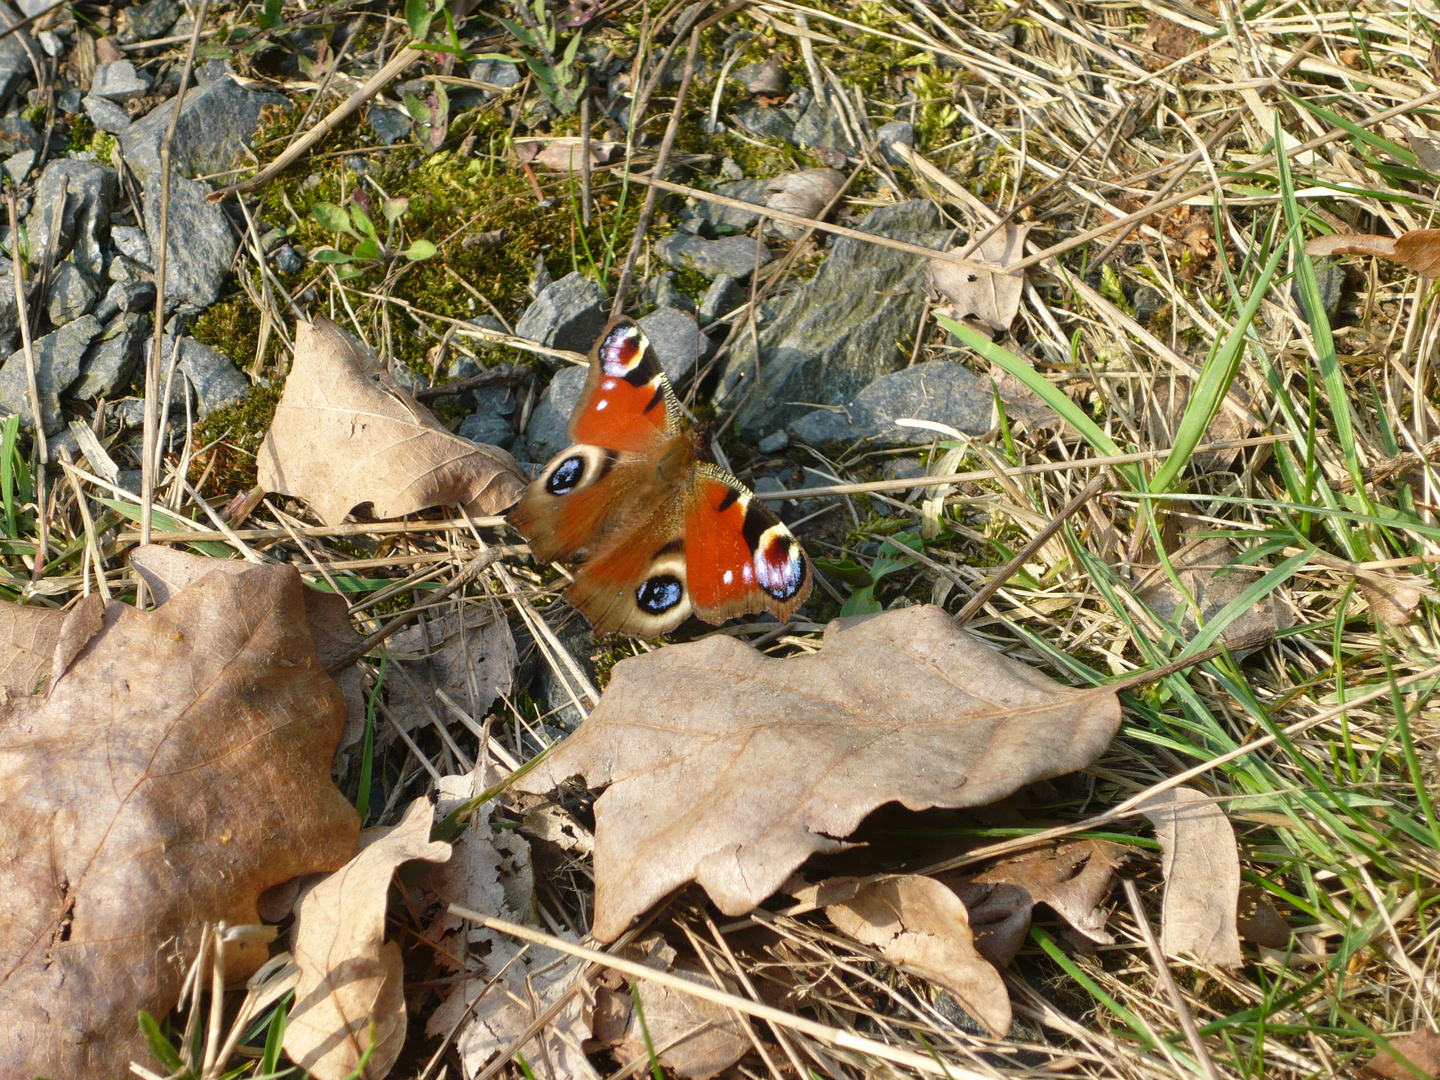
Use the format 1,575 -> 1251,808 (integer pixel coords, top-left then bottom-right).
7,190 -> 46,579
140,0 -> 210,607
449,907 -> 992,1080
207,42 -> 423,201
953,472 -> 1109,626
752,434 -> 1290,500
1121,880 -> 1222,1080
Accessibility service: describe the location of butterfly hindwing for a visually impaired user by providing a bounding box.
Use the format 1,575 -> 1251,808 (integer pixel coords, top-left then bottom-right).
685,465 -> 811,624
568,316 -> 679,451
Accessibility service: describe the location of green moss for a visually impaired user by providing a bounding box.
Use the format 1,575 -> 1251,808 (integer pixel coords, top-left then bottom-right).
189,380 -> 283,496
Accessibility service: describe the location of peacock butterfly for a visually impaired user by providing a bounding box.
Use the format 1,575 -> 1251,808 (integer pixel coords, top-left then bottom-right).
506,316 -> 811,637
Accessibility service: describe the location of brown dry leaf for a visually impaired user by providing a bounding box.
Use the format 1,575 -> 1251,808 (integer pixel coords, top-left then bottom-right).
0,564 -> 359,1079
257,318 -> 527,526
515,138 -> 621,171
1358,573 -> 1424,626
421,774 -> 597,1080
285,797 -> 451,1080
1134,537 -> 1293,658
1360,1028 -> 1440,1078
0,601 -> 66,696
617,965 -> 751,1080
130,545 -> 371,751
1236,884 -> 1290,948
926,223 -> 1031,334
947,839 -> 1126,966
387,603 -> 517,736
816,875 -> 1011,1036
764,167 -> 845,240
1139,786 -> 1243,967
1141,16 -> 1205,66
1306,229 -> 1440,277
1144,374 -> 1255,474
517,604 -> 1121,941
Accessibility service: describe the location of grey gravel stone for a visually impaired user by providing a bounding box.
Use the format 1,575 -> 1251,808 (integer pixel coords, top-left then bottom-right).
793,98 -> 857,155
108,254 -> 147,285
656,233 -> 771,281
716,200 -> 949,439
26,160 -> 118,279
145,335 -> 249,418
876,121 -> 915,165
118,0 -> 181,42
698,273 -> 743,326
110,225 -> 152,267
90,59 -> 149,102
0,315 -> 104,432
514,272 -> 606,364
733,101 -> 796,143
143,173 -> 236,309
274,244 -> 303,274
757,430 -> 789,454
93,278 -> 156,323
1133,285 -> 1164,328
1295,261 -> 1345,325
0,4 -> 36,102
524,365 -> 587,463
2,148 -> 30,183
637,306 -> 705,385
122,75 -> 287,183
0,111 -> 39,157
459,411 -> 515,449
195,58 -> 233,85
56,86 -> 83,113
468,58 -> 523,91
0,256 -> 16,354
72,311 -> 150,399
697,178 -> 768,235
645,270 -> 694,313
46,262 -> 97,325
367,105 -> 412,146
788,361 -> 991,449
83,93 -> 132,134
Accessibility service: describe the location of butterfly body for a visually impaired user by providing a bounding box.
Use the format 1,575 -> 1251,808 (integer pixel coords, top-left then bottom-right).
507,317 -> 811,637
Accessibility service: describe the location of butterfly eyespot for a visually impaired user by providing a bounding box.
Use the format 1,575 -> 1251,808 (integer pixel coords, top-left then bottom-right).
546,456 -> 586,496
755,533 -> 806,601
636,574 -> 684,615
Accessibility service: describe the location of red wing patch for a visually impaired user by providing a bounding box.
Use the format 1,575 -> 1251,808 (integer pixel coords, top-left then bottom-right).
686,470 -> 811,623
568,317 -> 675,451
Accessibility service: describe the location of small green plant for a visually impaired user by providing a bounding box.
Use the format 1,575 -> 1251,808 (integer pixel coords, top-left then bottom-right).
474,0 -> 586,115
815,531 -> 927,616
309,196 -> 436,278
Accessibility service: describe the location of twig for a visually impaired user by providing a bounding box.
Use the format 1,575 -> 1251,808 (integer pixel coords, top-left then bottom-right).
953,472 -> 1110,626
413,363 -> 532,401
140,0 -> 210,607
1121,879 -> 1223,1080
7,190 -> 47,580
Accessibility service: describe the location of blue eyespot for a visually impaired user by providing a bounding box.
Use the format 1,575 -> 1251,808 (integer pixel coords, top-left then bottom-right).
546,456 -> 585,496
636,575 -> 683,615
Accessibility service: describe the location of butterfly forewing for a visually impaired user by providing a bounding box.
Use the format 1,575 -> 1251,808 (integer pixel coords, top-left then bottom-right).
568,317 -> 680,450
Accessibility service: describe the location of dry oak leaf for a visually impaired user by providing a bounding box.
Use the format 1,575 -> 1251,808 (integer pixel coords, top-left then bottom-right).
1140,786 -> 1243,967
1305,229 -> 1440,277
618,965 -> 751,1080
0,564 -> 360,1080
800,874 -> 1011,1036
1360,1028 -> 1440,1078
258,317 -> 527,526
517,604 -> 1121,941
130,544 -> 371,752
285,797 -> 451,1080
926,222 -> 1031,334
0,601 -> 66,696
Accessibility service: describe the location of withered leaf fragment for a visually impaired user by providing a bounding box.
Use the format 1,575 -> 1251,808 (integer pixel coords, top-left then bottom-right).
257,317 -> 527,525
0,564 -> 360,1080
1140,786 -> 1243,967
285,798 -> 451,1080
1360,1028 -> 1440,1078
518,605 -> 1121,941
926,223 -> 1030,334
1305,229 -> 1440,277
0,601 -> 66,696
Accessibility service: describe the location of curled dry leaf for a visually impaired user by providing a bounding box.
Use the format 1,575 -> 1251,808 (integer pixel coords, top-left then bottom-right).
926,223 -> 1030,334
619,966 -> 751,1080
515,138 -> 622,171
518,605 -> 1121,941
387,603 -> 517,738
257,317 -> 527,526
1139,786 -> 1243,967
130,545 -> 370,751
805,875 -> 1011,1036
1305,229 -> 1440,277
764,167 -> 845,240
1360,1028 -> 1440,1079
285,797 -> 451,1080
0,564 -> 360,1079
947,839 -> 1127,966
421,774 -> 596,1080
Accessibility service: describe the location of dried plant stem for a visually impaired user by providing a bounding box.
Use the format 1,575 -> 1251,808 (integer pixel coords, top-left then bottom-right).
450,907 -> 993,1080
140,0 -> 210,606
954,473 -> 1110,626
7,190 -> 47,579
1121,879 -> 1222,1080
